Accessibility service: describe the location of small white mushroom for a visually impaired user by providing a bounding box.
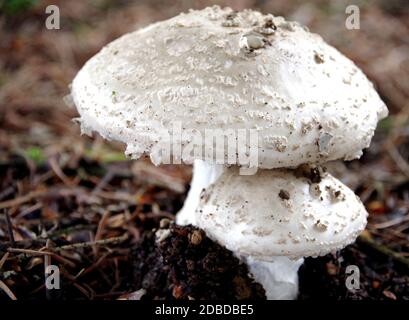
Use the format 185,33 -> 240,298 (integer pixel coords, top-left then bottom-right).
195,167 -> 368,260
194,167 -> 368,299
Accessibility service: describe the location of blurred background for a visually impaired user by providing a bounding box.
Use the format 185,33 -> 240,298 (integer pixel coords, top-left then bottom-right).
0,0 -> 408,300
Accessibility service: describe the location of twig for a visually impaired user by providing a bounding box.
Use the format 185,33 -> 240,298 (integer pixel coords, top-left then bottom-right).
0,238 -> 47,251
358,235 -> 409,270
92,191 -> 137,203
0,279 -> 17,300
92,170 -> 115,194
0,188 -> 85,210
60,270 -> 92,299
372,214 -> 409,229
0,252 -> 9,269
96,291 -> 129,299
0,187 -> 138,210
0,191 -> 46,209
55,234 -> 128,251
79,252 -> 111,278
395,221 -> 409,233
44,239 -> 53,300
132,161 -> 186,193
44,224 -> 95,238
387,143 -> 409,179
94,211 -> 110,256
15,202 -> 43,220
0,186 -> 14,201
95,212 -> 110,241
7,248 -> 76,268
4,210 -> 15,246
49,157 -> 74,186
29,283 -> 46,295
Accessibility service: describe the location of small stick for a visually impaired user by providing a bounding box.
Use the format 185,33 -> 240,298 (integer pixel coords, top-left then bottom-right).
92,191 -> 137,203
358,235 -> 409,269
29,283 -> 46,295
92,170 -> 115,194
44,239 -> 52,300
0,191 -> 46,209
0,186 -> 14,201
55,234 -> 128,251
372,214 -> 409,229
72,283 -> 91,299
59,270 -> 91,299
4,210 -> 15,246
0,238 -> 47,251
96,291 -> 128,299
0,252 -> 9,269
49,157 -> 74,186
0,279 -> 17,300
387,143 -> 409,179
79,252 -> 111,278
45,224 -> 95,238
15,202 -> 43,219
94,211 -> 110,256
7,248 -> 76,268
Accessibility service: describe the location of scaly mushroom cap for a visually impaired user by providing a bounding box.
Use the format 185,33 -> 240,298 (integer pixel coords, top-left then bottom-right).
195,166 -> 368,260
71,6 -> 387,168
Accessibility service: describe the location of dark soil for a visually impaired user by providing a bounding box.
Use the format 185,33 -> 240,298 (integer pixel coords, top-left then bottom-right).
298,240 -> 409,300
0,151 -> 408,300
130,221 -> 409,301
130,219 -> 409,300
132,221 -> 266,300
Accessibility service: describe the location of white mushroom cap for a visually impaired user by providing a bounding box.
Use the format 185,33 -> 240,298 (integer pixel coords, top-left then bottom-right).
195,166 -> 368,260
72,6 -> 387,168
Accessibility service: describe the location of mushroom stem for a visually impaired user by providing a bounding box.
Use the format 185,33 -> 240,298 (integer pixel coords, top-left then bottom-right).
176,160 -> 224,226
176,160 -> 303,300
246,256 -> 303,300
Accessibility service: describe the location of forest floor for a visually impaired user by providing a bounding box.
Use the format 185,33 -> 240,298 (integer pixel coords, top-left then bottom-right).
0,0 -> 408,300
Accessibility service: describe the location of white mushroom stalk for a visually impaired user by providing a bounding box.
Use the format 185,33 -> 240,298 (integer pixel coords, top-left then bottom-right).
177,160 -> 223,226
70,6 -> 388,300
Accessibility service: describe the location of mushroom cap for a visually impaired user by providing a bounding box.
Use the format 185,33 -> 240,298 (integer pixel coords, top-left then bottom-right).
195,167 -> 368,260
72,6 -> 387,168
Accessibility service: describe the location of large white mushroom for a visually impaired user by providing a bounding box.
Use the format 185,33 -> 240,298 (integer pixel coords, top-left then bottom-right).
71,6 -> 388,299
